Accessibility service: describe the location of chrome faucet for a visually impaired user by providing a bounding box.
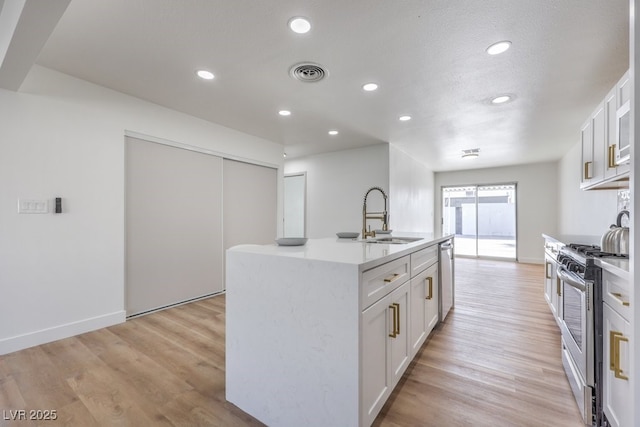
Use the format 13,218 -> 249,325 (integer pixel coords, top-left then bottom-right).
362,187 -> 389,239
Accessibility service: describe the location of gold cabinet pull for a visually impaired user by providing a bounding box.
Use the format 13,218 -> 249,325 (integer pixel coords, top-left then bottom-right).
611,292 -> 630,307
584,161 -> 593,180
608,145 -> 617,168
393,302 -> 400,336
384,273 -> 401,283
610,331 -> 629,380
609,331 -> 618,370
389,304 -> 398,338
545,262 -> 552,279
425,277 -> 433,300
556,277 -> 561,297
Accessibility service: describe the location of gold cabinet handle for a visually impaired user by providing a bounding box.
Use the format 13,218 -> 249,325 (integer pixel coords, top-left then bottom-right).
545,262 -> 552,279
608,144 -> 617,169
611,292 -> 630,307
584,161 -> 593,180
610,331 -> 629,380
393,302 -> 400,336
556,277 -> 561,297
609,331 -> 617,370
384,273 -> 401,283
425,277 -> 433,300
389,304 -> 398,338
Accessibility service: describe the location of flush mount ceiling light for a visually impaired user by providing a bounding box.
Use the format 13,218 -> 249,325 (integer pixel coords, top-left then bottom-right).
491,95 -> 513,104
283,152 -> 287,158
362,83 -> 378,92
399,115 -> 412,121
278,110 -> 291,116
462,148 -> 480,159
328,130 -> 339,136
486,40 -> 512,55
196,70 -> 215,80
288,17 -> 311,34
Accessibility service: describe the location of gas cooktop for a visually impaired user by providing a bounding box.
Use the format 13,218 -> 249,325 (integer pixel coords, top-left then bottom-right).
564,243 -> 628,259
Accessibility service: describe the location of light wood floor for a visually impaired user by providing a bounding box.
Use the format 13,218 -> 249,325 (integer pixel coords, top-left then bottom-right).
0,258 -> 583,426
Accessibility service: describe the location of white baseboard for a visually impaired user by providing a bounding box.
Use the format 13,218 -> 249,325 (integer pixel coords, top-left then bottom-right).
519,257 -> 544,264
0,310 -> 126,355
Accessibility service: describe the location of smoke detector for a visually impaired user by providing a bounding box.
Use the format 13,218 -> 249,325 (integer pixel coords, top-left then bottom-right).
289,62 -> 327,83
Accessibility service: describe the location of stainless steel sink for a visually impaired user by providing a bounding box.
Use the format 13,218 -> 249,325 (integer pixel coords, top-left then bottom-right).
365,237 -> 423,244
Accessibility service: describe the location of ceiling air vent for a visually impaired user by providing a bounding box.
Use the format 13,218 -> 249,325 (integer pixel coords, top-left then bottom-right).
289,62 -> 327,83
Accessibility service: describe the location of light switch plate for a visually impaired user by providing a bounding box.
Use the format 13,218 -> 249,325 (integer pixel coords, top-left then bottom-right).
18,199 -> 49,214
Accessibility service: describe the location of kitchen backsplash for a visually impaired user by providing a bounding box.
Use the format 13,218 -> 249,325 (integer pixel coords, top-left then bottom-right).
617,189 -> 631,227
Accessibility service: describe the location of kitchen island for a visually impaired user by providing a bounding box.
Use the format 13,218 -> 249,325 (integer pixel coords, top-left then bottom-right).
225,234 -> 453,427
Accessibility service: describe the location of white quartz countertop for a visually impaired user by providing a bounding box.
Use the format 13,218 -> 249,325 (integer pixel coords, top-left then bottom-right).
595,257 -> 630,280
542,233 -> 602,247
228,233 -> 454,271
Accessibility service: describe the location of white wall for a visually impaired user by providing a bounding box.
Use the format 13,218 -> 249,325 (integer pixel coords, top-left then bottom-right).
558,141 -> 619,236
388,145 -> 435,233
0,65 -> 284,354
284,145 -> 389,238
434,162 -> 558,264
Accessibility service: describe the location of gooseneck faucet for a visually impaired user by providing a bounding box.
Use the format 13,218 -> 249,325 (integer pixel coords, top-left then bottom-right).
362,186 -> 389,239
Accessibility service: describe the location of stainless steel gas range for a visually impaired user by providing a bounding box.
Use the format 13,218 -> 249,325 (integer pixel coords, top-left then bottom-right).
556,243 -> 628,426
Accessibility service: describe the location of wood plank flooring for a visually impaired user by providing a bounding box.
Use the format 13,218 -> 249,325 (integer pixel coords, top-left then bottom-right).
0,258 -> 583,426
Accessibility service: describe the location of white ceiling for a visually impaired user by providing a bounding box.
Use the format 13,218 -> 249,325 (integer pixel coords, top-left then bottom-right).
0,0 -> 630,171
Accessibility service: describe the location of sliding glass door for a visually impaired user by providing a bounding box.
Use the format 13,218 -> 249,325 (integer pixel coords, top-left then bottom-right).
442,184 -> 517,259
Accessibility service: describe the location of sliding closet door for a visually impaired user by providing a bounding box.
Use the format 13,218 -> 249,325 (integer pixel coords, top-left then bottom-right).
126,137 -> 223,316
223,158 -> 277,252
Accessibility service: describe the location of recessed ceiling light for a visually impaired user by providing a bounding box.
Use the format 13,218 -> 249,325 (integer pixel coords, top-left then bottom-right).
196,70 -> 215,80
399,115 -> 412,121
328,130 -> 339,136
462,148 -> 480,159
486,41 -> 512,55
279,110 -> 292,116
362,83 -> 378,92
288,17 -> 311,34
491,95 -> 512,104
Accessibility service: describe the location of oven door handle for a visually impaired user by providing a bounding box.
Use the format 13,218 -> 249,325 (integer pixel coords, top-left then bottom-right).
557,265 -> 586,292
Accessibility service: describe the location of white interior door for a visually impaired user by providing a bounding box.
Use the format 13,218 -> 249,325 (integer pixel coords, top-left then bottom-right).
125,137 -> 224,316
284,173 -> 306,237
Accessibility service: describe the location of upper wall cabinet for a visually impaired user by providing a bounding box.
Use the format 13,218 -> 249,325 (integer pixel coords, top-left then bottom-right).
581,70 -> 631,190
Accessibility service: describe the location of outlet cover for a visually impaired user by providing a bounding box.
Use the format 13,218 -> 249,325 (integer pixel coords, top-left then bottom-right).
18,199 -> 49,214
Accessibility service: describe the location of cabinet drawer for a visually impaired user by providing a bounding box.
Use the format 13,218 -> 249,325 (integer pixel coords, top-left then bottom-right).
410,245 -> 438,276
362,256 -> 410,310
603,270 -> 630,320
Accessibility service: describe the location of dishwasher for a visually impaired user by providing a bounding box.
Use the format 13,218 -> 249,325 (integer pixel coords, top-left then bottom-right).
439,240 -> 454,321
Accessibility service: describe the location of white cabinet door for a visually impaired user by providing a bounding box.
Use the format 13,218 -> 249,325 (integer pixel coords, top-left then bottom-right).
424,263 -> 439,337
361,293 -> 393,426
617,70 -> 631,107
410,262 -> 439,358
361,280 -> 411,425
604,86 -> 619,179
603,302 -> 631,427
615,71 -> 631,172
409,272 -> 428,357
389,281 -> 411,385
544,254 -> 561,324
580,119 -> 594,187
580,102 -> 605,188
591,103 -> 606,184
544,254 -> 553,306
